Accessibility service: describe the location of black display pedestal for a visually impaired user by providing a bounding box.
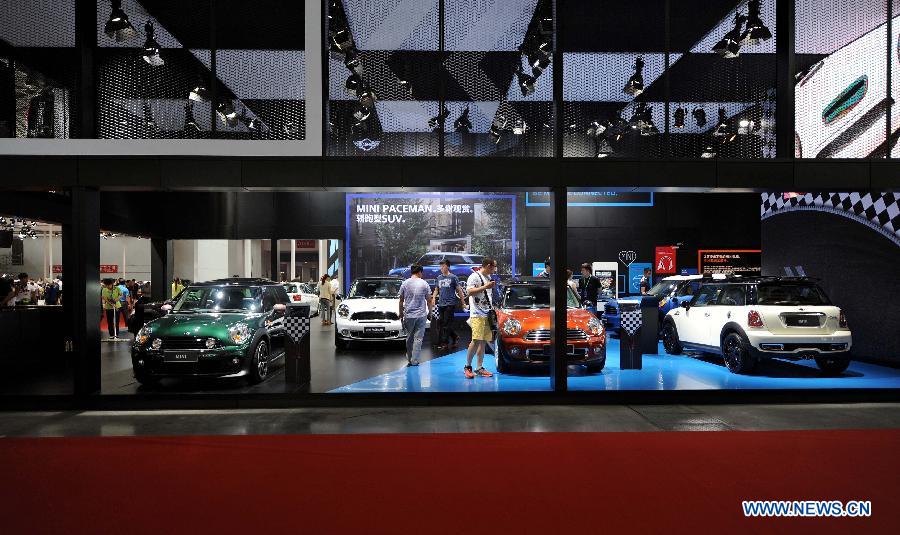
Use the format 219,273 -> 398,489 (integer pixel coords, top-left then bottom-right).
640,296 -> 659,355
619,302 -> 643,370
284,304 -> 311,385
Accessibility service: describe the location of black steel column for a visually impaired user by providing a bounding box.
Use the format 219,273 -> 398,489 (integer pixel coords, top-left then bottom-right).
775,0 -> 795,158
550,185 -> 567,391
63,187 -> 100,396
150,238 -> 172,301
75,0 -> 97,137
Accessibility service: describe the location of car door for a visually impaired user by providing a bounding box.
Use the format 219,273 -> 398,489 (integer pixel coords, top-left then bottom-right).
677,284 -> 722,345
705,284 -> 746,347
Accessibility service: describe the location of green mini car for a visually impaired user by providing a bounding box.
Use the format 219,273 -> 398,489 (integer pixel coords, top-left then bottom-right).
131,278 -> 293,386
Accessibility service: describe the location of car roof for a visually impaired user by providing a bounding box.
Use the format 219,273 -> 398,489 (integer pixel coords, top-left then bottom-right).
194,278 -> 277,286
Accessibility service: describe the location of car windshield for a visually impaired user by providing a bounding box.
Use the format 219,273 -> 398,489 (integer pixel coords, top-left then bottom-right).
173,286 -> 262,312
502,284 -> 579,309
283,284 -> 297,294
757,283 -> 831,306
647,281 -> 678,297
348,279 -> 402,299
415,254 -> 444,265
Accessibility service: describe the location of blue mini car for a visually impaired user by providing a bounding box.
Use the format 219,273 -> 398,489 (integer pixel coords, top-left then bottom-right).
388,252 -> 485,282
603,275 -> 702,334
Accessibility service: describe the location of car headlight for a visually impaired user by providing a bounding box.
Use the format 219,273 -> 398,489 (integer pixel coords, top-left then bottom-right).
502,318 -> 522,337
338,304 -> 350,318
137,325 -> 152,345
228,323 -> 251,344
205,337 -> 217,349
587,317 -> 603,336
150,338 -> 162,350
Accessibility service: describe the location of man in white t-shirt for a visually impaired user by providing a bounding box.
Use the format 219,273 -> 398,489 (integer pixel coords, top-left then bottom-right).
464,258 -> 497,379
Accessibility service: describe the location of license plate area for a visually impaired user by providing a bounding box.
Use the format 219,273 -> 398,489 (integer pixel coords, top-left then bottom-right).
364,326 -> 385,333
783,314 -> 823,327
165,352 -> 199,363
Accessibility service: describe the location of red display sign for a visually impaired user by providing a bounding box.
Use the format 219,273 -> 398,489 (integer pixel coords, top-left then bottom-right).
52,265 -> 63,274
295,240 -> 316,249
100,264 -> 119,273
655,246 -> 677,274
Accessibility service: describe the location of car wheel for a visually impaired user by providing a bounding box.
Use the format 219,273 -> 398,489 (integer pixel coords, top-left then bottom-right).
495,342 -> 510,374
334,330 -> 349,350
815,356 -> 850,375
662,322 -> 683,355
721,332 -> 755,374
247,338 -> 270,384
586,358 -> 605,374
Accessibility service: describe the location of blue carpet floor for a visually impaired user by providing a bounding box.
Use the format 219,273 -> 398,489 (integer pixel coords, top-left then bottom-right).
329,338 -> 900,393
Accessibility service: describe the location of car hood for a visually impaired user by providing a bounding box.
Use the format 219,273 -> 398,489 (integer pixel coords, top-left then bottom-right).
147,312 -> 260,339
341,298 -> 400,314
500,308 -> 599,330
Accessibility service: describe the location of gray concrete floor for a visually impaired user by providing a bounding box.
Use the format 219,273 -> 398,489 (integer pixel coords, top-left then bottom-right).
1,403 -> 898,437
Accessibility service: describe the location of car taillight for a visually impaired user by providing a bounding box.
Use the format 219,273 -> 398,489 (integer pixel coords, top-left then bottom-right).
292,295 -> 302,301
747,310 -> 763,328
839,311 -> 847,328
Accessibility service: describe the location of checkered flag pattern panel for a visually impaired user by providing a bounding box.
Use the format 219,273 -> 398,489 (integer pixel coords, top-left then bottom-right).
620,307 -> 643,337
284,316 -> 311,343
761,192 -> 900,246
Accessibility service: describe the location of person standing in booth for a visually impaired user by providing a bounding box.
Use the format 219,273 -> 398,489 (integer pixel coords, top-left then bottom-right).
101,278 -> 123,340
578,263 -> 601,314
318,274 -> 334,326
432,258 -> 466,350
640,267 -> 652,295
398,264 -> 433,367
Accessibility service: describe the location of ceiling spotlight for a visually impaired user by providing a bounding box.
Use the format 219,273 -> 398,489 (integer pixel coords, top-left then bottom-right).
692,108 -> 707,127
629,103 -> 658,135
741,0 -> 772,46
142,101 -> 156,129
216,100 -> 239,128
344,47 -> 363,76
701,145 -> 717,158
713,12 -> 746,58
238,108 -> 266,132
586,120 -> 607,138
516,65 -> 537,97
713,107 -> 729,135
453,106 -> 473,133
105,0 -> 137,42
183,101 -> 200,132
345,74 -> 361,96
526,42 -> 552,74
428,107 -> 450,131
607,111 -> 629,142
189,78 -> 211,102
330,28 -> 354,53
623,57 -> 645,96
594,137 -> 613,158
141,21 -> 164,66
489,115 -> 508,144
510,119 -> 528,135
673,107 -> 686,129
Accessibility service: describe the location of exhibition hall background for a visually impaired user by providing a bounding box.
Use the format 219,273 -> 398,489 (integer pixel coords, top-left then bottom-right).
1,0 -> 898,402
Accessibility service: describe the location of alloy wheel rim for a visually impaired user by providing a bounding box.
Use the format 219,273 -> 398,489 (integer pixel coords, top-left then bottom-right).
724,337 -> 740,369
257,342 -> 269,378
663,327 -> 674,349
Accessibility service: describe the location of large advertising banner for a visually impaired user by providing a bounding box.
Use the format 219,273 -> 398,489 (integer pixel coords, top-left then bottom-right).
698,250 -> 762,276
346,194 -> 518,286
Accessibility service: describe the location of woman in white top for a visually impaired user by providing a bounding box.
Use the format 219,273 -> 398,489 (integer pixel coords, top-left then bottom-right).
318,274 -> 334,325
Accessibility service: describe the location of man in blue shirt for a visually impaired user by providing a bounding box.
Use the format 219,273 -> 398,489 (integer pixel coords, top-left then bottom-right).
431,258 -> 466,350
398,264 -> 433,366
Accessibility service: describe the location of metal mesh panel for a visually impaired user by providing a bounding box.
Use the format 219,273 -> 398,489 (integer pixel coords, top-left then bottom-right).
562,0 -> 776,159
1,0 -> 78,138
96,0 -> 305,140
795,0 -> 890,158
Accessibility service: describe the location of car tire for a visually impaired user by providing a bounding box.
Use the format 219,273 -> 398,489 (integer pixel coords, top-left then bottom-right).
495,342 -> 511,374
721,332 -> 755,374
662,322 -> 683,355
334,331 -> 349,350
815,356 -> 850,375
247,338 -> 270,385
586,359 -> 605,373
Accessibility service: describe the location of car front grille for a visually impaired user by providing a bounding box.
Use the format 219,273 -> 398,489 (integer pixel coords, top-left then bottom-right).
523,329 -> 589,342
352,330 -> 400,339
351,311 -> 399,321
161,337 -> 211,350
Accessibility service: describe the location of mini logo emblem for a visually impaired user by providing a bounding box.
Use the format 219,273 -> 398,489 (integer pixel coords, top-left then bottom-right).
353,138 -> 381,151
618,250 -> 637,266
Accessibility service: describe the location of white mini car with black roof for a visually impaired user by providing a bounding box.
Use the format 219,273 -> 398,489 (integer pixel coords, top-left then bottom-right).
661,276 -> 852,374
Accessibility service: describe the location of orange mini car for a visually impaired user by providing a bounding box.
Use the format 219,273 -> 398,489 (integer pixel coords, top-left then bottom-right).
495,280 -> 606,374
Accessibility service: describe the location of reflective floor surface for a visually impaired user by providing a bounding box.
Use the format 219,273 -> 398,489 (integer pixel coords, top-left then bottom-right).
332,338 -> 900,393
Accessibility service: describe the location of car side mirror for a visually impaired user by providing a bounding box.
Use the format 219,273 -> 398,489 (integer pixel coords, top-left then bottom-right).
681,301 -> 690,310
